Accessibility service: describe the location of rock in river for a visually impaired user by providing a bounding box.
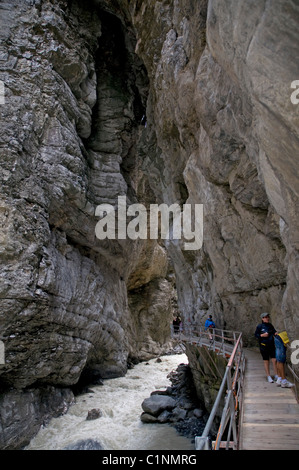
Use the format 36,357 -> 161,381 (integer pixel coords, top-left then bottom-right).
141,395 -> 176,416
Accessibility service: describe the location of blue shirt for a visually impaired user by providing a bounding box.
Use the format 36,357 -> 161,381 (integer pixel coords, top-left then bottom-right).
205,319 -> 215,330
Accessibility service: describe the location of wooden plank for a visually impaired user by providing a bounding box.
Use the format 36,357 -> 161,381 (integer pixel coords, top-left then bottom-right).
239,348 -> 299,450
243,417 -> 299,424
242,422 -> 299,428
244,403 -> 296,409
245,391 -> 294,397
242,440 -> 299,448
243,393 -> 298,403
243,409 -> 299,415
241,442 -> 299,450
241,425 -> 299,443
243,401 -> 299,408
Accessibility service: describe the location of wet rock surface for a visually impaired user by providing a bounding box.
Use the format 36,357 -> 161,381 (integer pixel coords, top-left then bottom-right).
141,363 -> 207,442
0,0 -> 298,450
63,439 -> 104,450
0,0 -> 174,449
86,408 -> 102,421
141,395 -> 176,416
0,386 -> 74,450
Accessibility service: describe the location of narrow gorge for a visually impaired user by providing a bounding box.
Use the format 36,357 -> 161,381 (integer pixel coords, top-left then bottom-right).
0,0 -> 298,450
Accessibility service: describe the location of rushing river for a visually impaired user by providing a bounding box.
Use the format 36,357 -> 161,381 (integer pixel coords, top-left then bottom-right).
26,353 -> 194,451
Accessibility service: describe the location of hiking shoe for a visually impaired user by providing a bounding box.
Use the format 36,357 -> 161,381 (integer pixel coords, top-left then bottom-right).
281,380 -> 295,388
267,376 -> 274,383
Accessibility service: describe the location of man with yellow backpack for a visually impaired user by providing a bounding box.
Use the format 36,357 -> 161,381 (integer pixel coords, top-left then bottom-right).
274,329 -> 295,388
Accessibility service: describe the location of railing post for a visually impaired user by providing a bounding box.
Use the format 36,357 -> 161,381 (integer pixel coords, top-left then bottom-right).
195,436 -> 212,450
230,393 -> 238,449
194,331 -> 243,450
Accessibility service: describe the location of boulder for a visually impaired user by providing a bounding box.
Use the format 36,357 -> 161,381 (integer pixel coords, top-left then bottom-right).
157,410 -> 172,423
171,407 -> 188,422
86,408 -> 102,420
193,408 -> 204,419
141,395 -> 176,416
140,413 -> 158,424
64,439 -> 104,450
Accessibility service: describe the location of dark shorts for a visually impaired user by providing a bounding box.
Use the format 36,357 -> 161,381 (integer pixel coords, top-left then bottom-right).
274,335 -> 286,363
259,341 -> 276,361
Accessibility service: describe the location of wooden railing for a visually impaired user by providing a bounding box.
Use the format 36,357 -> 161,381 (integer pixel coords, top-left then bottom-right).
172,326 -> 245,450
287,363 -> 299,403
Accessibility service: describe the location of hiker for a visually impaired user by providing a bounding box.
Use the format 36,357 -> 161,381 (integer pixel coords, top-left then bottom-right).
274,332 -> 294,388
173,316 -> 181,335
204,315 -> 215,340
255,313 -> 278,383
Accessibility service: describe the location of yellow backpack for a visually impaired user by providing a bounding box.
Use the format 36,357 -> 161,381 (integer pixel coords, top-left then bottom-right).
278,331 -> 290,346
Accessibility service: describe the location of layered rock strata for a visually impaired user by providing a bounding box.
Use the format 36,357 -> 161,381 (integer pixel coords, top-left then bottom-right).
0,0 -> 173,449
129,0 -> 299,341
0,0 -> 298,449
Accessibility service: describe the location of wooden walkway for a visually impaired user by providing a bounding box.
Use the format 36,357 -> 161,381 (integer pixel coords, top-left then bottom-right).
240,348 -> 299,450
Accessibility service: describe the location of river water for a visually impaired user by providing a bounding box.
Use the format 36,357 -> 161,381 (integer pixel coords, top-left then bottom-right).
26,353 -> 194,451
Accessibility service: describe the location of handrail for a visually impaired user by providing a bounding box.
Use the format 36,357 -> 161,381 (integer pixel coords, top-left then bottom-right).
173,326 -> 245,450
172,326 -> 241,344
287,363 -> 299,403
172,327 -> 240,359
195,331 -> 245,450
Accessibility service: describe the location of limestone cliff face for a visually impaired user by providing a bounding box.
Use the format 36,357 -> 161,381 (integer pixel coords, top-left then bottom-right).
128,0 -> 299,340
0,0 -> 173,449
0,0 -> 298,449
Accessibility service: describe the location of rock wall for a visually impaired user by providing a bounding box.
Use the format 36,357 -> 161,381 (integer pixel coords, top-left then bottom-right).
0,0 -> 298,449
0,0 -> 174,449
185,342 -> 227,415
127,0 -> 299,342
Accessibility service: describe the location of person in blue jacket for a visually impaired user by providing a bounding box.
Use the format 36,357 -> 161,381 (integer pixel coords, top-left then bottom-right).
205,315 -> 215,340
